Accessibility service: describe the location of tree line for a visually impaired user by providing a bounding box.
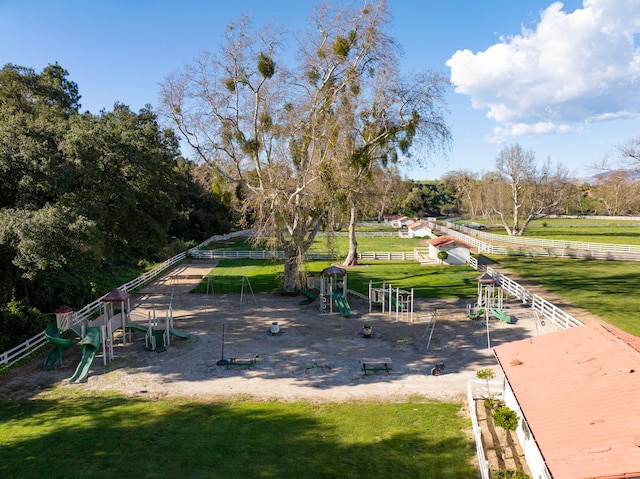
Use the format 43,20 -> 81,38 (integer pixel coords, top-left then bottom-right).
0,63 -> 232,350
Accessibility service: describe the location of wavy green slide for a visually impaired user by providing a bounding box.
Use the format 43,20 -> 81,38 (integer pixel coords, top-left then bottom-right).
332,291 -> 353,317
69,327 -> 101,383
43,323 -> 74,370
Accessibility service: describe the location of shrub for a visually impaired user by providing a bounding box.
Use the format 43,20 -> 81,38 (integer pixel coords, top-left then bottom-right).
493,469 -> 531,479
0,298 -> 47,352
493,406 -> 519,432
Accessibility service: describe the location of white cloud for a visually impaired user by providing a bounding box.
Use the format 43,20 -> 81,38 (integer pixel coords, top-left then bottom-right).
488,122 -> 574,143
446,0 -> 640,139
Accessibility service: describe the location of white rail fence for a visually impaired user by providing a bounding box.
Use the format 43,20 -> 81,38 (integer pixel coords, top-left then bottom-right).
0,222 -> 597,368
483,266 -> 583,330
0,251 -> 186,369
431,222 -> 640,261
189,249 -> 417,261
468,379 -> 505,479
441,221 -> 640,255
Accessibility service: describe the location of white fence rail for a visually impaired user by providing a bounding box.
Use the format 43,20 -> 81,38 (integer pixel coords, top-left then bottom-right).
483,265 -> 583,330
189,250 -> 337,260
0,221 -> 597,369
442,221 -> 640,255
190,249 -> 417,261
468,379 -> 504,479
0,331 -> 48,370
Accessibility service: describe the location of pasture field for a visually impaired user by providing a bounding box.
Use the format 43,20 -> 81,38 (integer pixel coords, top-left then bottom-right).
202,229 -> 424,254
490,255 -> 640,335
482,218 -> 640,245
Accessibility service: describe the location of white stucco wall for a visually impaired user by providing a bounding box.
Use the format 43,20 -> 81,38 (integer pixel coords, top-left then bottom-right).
443,245 -> 469,265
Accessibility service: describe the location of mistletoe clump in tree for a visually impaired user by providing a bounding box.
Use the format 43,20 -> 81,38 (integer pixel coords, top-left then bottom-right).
160,1 -> 450,290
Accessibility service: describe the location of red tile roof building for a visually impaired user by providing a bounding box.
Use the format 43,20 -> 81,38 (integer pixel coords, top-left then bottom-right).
494,322 -> 640,479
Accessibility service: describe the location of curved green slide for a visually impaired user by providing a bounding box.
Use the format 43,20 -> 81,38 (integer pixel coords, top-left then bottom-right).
299,289 -> 318,306
70,327 -> 101,383
43,323 -> 74,370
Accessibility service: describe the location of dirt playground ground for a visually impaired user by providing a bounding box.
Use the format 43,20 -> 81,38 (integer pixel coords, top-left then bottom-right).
0,260 -> 561,403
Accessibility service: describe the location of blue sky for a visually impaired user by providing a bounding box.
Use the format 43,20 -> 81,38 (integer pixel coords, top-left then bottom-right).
1,0 -> 638,180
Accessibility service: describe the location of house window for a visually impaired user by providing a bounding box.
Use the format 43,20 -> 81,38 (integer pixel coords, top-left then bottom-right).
522,418 -> 531,440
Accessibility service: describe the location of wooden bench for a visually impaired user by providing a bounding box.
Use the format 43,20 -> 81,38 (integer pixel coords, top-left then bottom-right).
227,355 -> 259,369
360,357 -> 393,375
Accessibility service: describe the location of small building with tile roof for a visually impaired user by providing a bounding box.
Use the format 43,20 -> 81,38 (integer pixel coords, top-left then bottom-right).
393,215 -> 414,228
383,214 -> 401,225
427,235 -> 470,265
406,221 -> 433,238
493,322 -> 640,479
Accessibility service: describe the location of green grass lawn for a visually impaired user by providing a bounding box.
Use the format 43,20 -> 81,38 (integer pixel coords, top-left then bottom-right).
193,259 -> 479,299
490,256 -> 640,335
0,395 -> 476,479
308,235 -> 426,254
201,230 -> 425,255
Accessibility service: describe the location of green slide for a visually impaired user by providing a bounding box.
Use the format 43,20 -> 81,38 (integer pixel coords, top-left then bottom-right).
299,289 -> 318,306
169,328 -> 191,339
43,323 -> 74,370
124,324 -> 149,334
332,291 -> 353,317
490,308 -> 512,324
384,292 -> 405,311
69,327 -> 101,383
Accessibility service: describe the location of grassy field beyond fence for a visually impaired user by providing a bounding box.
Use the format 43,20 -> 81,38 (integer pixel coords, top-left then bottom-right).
194,259 -> 479,299
490,256 -> 640,335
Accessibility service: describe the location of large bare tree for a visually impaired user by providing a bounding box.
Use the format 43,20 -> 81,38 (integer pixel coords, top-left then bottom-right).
160,1 -> 450,288
442,169 -> 480,217
593,170 -> 640,215
489,144 -> 571,236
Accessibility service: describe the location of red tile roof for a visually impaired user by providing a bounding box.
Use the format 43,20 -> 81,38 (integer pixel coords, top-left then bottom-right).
428,236 -> 459,248
408,221 -> 428,230
494,322 -> 640,479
